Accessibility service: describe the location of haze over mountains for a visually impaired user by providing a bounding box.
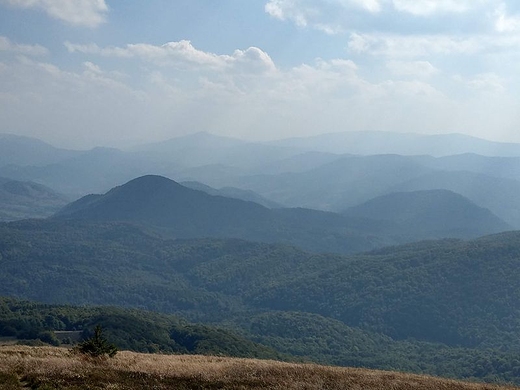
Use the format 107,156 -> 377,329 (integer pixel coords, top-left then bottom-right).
54,175 -> 509,253
2,130 -> 520,228
0,177 -> 69,221
2,130 -> 520,384
1,130 -> 520,229
268,131 -> 520,157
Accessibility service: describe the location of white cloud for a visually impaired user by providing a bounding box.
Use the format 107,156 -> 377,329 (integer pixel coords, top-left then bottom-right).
264,0 -> 382,34
456,72 -> 506,92
0,36 -> 48,56
232,47 -> 277,73
264,0 -> 312,27
386,60 -> 439,78
495,3 -> 520,32
65,40 -> 276,73
0,0 -> 108,27
3,34 -> 520,147
348,32 -> 482,57
82,61 -> 102,74
348,0 -> 382,13
391,0 -> 479,16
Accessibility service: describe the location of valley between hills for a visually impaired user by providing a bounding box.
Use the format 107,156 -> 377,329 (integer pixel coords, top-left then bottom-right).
2,132 -> 520,387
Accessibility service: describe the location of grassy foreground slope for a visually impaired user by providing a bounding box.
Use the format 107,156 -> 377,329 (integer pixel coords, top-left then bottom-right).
0,346 -> 518,390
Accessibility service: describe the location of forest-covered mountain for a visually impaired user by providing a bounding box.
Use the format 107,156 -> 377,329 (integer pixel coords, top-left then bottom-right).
2,221 -> 520,382
54,175 -> 509,253
54,175 -> 396,254
343,189 -> 510,238
1,219 -> 520,349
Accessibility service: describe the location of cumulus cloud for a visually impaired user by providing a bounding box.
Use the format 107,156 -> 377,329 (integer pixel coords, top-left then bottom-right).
0,0 -> 108,27
0,36 -> 48,55
65,40 -> 276,73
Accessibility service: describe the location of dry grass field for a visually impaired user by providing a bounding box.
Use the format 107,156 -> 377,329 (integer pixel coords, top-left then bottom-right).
0,346 -> 519,390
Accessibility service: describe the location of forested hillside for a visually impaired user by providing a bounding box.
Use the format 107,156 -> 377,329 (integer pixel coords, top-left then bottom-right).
53,175 -> 509,254
2,220 -> 520,382
0,297 -> 279,359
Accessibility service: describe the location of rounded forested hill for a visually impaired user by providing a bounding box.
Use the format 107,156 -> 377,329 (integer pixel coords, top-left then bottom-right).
343,189 -> 511,238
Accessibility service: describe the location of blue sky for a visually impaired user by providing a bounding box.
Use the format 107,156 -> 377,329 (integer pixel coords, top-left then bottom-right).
1,0 -> 520,148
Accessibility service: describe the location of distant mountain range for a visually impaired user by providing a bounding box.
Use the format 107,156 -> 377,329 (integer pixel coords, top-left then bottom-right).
54,175 -> 509,253
268,131 -> 520,157
226,154 -> 520,228
2,131 -> 520,228
0,133 -> 80,167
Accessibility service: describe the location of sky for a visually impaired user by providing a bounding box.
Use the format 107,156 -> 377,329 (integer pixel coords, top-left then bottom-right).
1,0 -> 520,149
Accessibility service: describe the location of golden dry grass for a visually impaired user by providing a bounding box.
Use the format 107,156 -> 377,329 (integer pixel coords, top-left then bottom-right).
0,345 -> 518,390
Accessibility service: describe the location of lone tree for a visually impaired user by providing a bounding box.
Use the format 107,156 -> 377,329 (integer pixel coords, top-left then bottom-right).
76,325 -> 117,358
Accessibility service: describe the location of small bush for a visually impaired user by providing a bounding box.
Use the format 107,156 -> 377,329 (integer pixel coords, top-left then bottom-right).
75,325 -> 117,358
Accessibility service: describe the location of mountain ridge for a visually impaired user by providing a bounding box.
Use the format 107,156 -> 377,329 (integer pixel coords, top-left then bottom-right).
54,175 -> 509,253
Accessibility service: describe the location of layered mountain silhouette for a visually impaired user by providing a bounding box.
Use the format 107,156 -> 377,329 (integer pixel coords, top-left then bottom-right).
0,133 -> 79,167
55,175 -> 510,253
181,181 -> 282,209
269,131 -> 520,157
55,175 -> 393,254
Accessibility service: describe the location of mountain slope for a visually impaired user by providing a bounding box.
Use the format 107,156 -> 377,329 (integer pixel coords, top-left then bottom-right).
0,134 -> 79,167
227,154 -> 520,229
181,181 -> 283,209
0,178 -> 69,221
0,297 -> 280,359
231,154 -> 436,210
3,222 -> 520,382
392,170 -> 520,228
0,148 -> 179,197
55,174 -> 273,233
3,346 -> 516,390
55,175 -> 508,253
54,175 -> 398,254
343,190 -> 510,238
2,218 -> 520,350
